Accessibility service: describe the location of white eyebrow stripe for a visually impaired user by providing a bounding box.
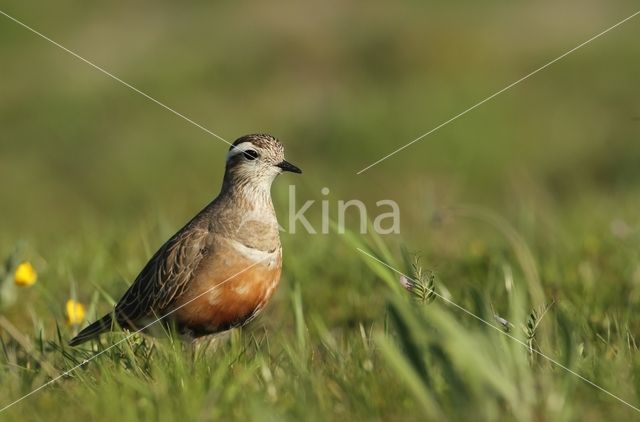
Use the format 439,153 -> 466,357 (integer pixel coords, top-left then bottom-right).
226,142 -> 255,161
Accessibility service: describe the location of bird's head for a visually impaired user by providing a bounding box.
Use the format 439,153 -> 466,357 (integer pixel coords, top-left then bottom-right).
224,134 -> 302,190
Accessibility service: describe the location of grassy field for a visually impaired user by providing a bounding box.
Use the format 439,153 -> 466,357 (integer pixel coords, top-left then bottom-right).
1,1 -> 640,420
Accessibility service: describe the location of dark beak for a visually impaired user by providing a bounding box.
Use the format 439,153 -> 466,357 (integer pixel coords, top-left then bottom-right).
277,160 -> 302,174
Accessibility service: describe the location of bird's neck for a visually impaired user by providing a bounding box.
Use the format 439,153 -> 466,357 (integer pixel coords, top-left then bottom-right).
219,176 -> 275,211
213,180 -> 280,251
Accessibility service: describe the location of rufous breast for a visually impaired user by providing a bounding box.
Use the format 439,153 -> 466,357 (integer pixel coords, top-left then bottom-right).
172,237 -> 282,336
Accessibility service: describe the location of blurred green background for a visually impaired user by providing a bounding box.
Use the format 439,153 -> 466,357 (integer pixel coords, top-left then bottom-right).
1,1 -> 640,420
1,0 -> 638,236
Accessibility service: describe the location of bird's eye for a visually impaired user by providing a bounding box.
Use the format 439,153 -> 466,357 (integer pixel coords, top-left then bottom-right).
243,150 -> 259,160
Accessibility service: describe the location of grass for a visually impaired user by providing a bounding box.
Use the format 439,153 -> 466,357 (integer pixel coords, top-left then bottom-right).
1,206 -> 640,420
1,1 -> 640,420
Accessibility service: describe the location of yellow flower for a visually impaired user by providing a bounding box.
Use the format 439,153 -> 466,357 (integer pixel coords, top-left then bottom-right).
65,299 -> 86,326
14,261 -> 37,286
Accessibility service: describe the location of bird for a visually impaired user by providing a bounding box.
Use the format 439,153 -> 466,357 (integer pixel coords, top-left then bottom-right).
69,133 -> 302,346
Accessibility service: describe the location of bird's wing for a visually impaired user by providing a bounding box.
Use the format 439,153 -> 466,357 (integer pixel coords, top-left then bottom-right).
114,222 -> 211,327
